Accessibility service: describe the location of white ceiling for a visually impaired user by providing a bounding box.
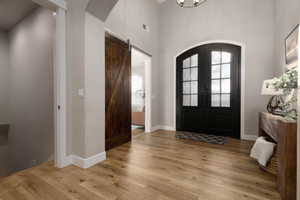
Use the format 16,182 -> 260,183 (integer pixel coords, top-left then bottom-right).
0,0 -> 39,31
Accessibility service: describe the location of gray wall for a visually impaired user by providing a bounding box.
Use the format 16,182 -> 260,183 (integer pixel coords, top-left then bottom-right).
274,0 -> 300,75
84,12 -> 105,157
65,0 -> 89,158
8,7 -> 55,173
62,0 -> 111,158
158,0 -> 275,136
0,31 -> 9,125
65,0 -> 161,158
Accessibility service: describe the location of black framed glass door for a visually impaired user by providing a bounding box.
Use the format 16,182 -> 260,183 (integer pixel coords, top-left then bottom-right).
176,43 -> 241,139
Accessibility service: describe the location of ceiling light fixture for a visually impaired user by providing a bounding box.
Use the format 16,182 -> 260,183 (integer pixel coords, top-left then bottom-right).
177,0 -> 206,8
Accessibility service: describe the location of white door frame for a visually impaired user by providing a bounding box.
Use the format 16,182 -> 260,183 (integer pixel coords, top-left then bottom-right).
145,56 -> 152,133
131,47 -> 152,133
173,40 -> 246,140
32,0 -> 68,168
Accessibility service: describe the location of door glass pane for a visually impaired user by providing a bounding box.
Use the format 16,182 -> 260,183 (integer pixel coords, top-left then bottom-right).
211,79 -> 220,93
212,51 -> 221,65
221,64 -> 230,78
181,54 -> 199,107
183,95 -> 190,106
191,54 -> 198,67
212,65 -> 220,79
211,94 -> 220,107
183,68 -> 190,81
191,95 -> 198,106
183,57 -> 190,68
222,52 -> 231,63
221,79 -> 231,93
191,81 -> 198,94
221,94 -> 230,107
191,67 -> 198,80
183,82 -> 190,94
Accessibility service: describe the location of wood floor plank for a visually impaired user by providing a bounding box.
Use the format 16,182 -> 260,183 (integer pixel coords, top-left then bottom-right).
106,156 -> 278,200
31,165 -> 107,200
107,151 -> 279,199
0,130 -> 280,200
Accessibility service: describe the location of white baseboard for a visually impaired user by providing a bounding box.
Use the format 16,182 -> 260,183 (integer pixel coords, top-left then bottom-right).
159,125 -> 176,131
64,152 -> 106,169
242,134 -> 258,141
63,155 -> 73,167
151,125 -> 258,141
150,125 -> 176,132
150,125 -> 161,132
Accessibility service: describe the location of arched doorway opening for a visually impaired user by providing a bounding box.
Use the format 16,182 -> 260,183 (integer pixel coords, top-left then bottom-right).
176,43 -> 241,139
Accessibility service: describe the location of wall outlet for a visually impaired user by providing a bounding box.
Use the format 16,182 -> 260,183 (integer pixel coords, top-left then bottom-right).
32,160 -> 37,166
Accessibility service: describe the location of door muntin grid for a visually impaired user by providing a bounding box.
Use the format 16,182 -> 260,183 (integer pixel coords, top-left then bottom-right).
182,54 -> 198,107
211,51 -> 231,108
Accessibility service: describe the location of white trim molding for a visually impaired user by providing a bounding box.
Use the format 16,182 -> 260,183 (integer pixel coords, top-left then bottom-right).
172,40 -> 246,139
242,130 -> 258,141
131,47 -> 153,134
145,56 -> 152,133
69,152 -> 107,169
151,125 -> 176,132
150,125 -> 161,132
150,125 -> 257,142
242,135 -> 258,141
31,0 -> 68,168
159,126 -> 176,131
54,7 -> 68,168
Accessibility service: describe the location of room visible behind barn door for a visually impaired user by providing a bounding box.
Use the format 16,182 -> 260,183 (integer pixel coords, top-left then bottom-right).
105,33 -> 131,150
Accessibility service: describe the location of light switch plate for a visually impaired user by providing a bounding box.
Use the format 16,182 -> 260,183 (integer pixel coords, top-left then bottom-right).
78,89 -> 84,97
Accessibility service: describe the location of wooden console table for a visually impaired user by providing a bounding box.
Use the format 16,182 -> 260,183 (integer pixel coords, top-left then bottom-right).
258,112 -> 297,200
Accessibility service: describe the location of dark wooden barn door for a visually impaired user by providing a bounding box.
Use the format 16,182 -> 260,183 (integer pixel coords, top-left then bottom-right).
105,33 -> 131,150
176,43 -> 241,139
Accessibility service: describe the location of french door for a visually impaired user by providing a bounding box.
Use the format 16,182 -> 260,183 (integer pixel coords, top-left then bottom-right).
176,43 -> 241,139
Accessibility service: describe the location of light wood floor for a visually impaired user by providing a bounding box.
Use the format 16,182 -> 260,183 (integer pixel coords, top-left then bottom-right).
0,130 -> 280,200
132,127 -> 145,138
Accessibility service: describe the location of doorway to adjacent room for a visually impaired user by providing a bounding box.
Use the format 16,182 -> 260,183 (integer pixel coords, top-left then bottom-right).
131,48 -> 152,138
105,32 -> 152,150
